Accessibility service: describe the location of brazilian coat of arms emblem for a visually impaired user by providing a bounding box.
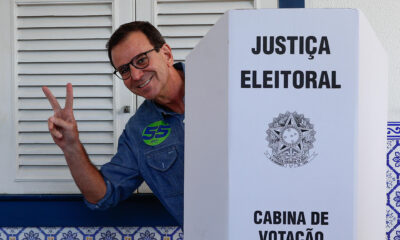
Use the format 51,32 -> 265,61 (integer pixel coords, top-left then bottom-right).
266,112 -> 317,167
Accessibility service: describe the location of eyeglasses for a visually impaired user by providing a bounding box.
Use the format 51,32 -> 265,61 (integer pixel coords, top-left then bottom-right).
113,48 -> 158,80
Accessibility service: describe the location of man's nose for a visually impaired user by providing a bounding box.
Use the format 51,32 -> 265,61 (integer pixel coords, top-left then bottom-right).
129,64 -> 144,81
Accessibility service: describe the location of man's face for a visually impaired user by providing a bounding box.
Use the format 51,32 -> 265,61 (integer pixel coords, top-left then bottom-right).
111,31 -> 173,100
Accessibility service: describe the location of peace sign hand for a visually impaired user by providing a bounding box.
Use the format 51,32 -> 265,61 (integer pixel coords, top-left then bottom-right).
42,83 -> 80,151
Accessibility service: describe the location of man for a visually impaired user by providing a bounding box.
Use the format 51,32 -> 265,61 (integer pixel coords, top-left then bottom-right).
42,21 -> 185,226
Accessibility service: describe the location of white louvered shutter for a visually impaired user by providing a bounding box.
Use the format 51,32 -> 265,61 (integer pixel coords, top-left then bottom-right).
15,1 -> 117,182
135,0 -> 256,193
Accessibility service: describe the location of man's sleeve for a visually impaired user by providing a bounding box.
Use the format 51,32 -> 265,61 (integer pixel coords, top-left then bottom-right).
85,129 -> 144,210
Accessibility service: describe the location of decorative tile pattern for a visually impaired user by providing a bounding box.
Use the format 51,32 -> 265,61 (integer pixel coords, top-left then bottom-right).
0,228 -> 183,240
57,228 -> 82,240
387,122 -> 400,240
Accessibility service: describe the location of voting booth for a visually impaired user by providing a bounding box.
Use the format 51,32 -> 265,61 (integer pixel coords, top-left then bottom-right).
185,9 -> 387,240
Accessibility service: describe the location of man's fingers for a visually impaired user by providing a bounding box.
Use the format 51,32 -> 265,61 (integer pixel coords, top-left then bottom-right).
48,118 -> 63,139
48,117 -> 54,130
64,83 -> 74,110
42,86 -> 61,111
50,116 -> 71,130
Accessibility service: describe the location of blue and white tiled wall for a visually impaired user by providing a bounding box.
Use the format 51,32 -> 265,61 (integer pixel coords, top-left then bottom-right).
0,227 -> 183,240
387,122 -> 400,240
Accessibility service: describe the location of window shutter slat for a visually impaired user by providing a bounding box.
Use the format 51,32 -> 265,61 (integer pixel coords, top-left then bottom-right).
17,3 -> 112,17
18,27 -> 112,40
19,98 -> 113,110
19,132 -> 113,144
19,144 -> 113,155
18,121 -> 114,132
164,37 -> 202,49
19,74 -> 112,86
158,14 -> 221,25
19,110 -> 114,121
18,16 -> 112,28
19,63 -> 112,74
159,25 -> 211,37
19,155 -> 111,166
19,50 -> 109,63
18,39 -> 108,51
157,1 -> 253,14
18,86 -> 113,98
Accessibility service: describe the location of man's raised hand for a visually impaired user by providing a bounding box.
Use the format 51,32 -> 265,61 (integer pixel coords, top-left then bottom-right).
42,83 -> 80,151
42,84 -> 106,201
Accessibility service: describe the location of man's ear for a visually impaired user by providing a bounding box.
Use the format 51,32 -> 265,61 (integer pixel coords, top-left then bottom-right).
160,43 -> 174,66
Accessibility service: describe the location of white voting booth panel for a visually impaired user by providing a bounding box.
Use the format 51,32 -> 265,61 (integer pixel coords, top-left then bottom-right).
185,9 -> 387,240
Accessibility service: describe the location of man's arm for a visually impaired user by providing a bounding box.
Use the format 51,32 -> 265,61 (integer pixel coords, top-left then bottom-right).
42,83 -> 106,203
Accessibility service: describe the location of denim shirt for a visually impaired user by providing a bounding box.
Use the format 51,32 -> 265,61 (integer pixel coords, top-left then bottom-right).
85,63 -> 185,226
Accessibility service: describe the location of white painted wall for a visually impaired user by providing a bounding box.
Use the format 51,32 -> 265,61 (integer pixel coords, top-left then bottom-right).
306,0 -> 400,120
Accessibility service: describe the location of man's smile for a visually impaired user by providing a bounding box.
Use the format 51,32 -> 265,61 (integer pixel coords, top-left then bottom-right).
137,75 -> 153,88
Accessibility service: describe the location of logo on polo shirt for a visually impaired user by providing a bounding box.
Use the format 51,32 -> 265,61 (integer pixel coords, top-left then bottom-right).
142,120 -> 171,146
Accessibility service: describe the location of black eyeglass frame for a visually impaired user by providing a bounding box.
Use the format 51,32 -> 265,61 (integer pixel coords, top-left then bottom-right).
113,48 -> 158,80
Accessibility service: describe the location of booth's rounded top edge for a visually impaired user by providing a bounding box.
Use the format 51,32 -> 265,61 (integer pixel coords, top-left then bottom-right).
227,8 -> 359,12
225,8 -> 361,17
